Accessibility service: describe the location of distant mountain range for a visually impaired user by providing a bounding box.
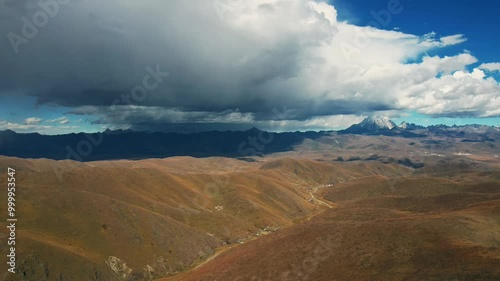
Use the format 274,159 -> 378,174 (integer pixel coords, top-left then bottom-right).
341,115 -> 426,134
0,128 -> 327,161
340,115 -> 498,139
0,116 -> 498,161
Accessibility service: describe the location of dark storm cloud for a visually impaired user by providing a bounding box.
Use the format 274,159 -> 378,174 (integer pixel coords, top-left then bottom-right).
0,0 -> 351,129
0,0 -> 497,132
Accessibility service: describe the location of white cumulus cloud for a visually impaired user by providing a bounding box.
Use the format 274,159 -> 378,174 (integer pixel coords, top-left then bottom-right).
24,117 -> 42,125
479,62 -> 500,72
0,0 -> 498,132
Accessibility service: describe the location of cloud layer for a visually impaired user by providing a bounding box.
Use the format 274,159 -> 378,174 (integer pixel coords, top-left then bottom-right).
0,0 -> 499,131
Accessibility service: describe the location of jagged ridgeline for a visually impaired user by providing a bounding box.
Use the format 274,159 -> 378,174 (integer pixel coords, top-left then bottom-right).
0,118 -> 498,161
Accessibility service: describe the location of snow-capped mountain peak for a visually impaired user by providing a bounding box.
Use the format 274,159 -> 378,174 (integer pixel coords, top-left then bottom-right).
359,115 -> 396,130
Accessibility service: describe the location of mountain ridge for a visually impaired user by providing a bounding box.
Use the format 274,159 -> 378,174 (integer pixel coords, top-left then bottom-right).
0,117 -> 498,161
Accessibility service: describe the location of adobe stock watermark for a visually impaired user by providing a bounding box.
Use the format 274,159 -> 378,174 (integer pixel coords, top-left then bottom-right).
178,107 -> 289,236
64,65 -> 169,163
7,0 -> 70,55
237,234 -> 340,281
279,234 -> 339,281
213,0 -> 242,21
237,107 -> 288,156
340,0 -> 404,62
178,174 -> 232,237
237,130 -> 274,156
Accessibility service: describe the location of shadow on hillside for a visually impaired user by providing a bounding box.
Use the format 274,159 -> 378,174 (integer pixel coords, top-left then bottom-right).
0,129 -> 330,162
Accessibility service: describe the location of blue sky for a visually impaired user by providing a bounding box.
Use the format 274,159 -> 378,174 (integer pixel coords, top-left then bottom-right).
0,95 -> 101,134
330,0 -> 500,127
332,0 -> 500,64
0,0 -> 498,134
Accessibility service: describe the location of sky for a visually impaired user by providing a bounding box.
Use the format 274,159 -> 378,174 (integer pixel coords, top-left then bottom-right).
0,0 -> 499,134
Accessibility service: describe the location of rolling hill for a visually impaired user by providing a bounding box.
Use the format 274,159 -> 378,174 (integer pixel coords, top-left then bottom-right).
162,169 -> 500,281
0,156 -> 417,280
0,127 -> 498,280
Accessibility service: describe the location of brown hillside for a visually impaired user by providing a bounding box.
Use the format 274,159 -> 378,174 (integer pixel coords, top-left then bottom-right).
0,156 -> 400,280
163,170 -> 500,281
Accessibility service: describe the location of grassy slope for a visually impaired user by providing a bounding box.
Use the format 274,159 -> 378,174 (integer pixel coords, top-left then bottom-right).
0,156 -> 408,280
163,170 -> 500,281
